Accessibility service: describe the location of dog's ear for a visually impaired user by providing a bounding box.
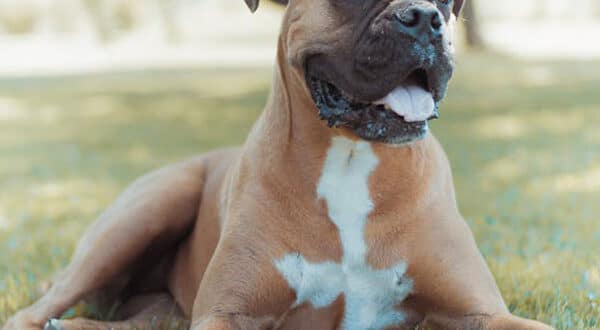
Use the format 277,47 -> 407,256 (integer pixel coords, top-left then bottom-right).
453,0 -> 465,17
244,0 -> 288,13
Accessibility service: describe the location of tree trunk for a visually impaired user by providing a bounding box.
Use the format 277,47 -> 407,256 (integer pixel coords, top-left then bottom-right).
83,0 -> 113,42
158,0 -> 181,43
463,0 -> 485,49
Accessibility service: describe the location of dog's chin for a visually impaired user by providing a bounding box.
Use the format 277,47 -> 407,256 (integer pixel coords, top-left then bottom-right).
305,67 -> 441,146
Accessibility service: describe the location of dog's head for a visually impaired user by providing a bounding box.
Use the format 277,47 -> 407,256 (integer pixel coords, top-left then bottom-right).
245,0 -> 464,145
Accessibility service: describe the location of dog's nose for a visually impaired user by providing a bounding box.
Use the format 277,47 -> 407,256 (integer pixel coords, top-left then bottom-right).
394,5 -> 443,42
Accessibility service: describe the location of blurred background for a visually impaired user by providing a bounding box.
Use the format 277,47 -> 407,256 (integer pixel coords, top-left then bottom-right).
0,0 -> 600,75
0,0 -> 599,329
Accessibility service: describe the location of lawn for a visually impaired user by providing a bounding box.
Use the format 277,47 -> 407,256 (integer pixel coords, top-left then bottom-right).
1,53 -> 599,329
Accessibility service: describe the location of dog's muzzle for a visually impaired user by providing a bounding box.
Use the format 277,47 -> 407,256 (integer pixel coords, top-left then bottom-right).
304,1 -> 455,145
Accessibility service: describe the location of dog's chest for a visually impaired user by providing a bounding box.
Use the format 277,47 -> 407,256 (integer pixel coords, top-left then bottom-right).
275,137 -> 412,330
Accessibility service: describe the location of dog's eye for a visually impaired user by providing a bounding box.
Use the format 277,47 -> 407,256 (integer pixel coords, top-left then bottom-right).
436,0 -> 451,5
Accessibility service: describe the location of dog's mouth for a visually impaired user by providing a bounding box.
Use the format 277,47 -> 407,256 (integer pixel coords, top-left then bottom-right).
306,67 -> 440,145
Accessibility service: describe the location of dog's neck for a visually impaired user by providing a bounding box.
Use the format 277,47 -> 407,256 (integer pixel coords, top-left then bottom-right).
264,40 -> 335,150
246,41 -> 362,155
241,40 -> 446,207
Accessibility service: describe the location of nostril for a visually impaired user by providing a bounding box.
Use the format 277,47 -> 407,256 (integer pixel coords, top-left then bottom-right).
431,12 -> 442,31
396,9 -> 421,28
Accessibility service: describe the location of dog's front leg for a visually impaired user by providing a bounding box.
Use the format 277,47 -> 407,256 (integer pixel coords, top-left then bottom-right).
192,315 -> 279,330
423,313 -> 554,330
189,233 -> 295,330
408,209 -> 555,330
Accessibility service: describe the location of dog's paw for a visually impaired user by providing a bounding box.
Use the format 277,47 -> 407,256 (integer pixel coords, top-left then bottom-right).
44,319 -> 65,330
3,311 -> 45,330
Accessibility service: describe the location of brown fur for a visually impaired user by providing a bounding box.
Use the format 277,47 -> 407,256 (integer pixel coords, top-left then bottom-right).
4,1 -> 553,329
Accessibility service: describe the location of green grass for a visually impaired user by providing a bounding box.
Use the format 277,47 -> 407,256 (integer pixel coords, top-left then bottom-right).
1,53 -> 599,329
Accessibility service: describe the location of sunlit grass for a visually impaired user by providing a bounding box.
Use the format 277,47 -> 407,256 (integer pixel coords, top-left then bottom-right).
1,54 -> 599,329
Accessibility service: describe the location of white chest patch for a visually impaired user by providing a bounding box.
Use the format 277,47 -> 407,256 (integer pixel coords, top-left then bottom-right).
275,137 -> 413,330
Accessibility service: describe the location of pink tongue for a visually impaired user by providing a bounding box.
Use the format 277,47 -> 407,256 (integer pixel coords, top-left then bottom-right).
377,85 -> 435,122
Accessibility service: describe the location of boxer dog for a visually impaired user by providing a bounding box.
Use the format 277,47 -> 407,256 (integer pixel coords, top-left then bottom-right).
4,0 -> 554,329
